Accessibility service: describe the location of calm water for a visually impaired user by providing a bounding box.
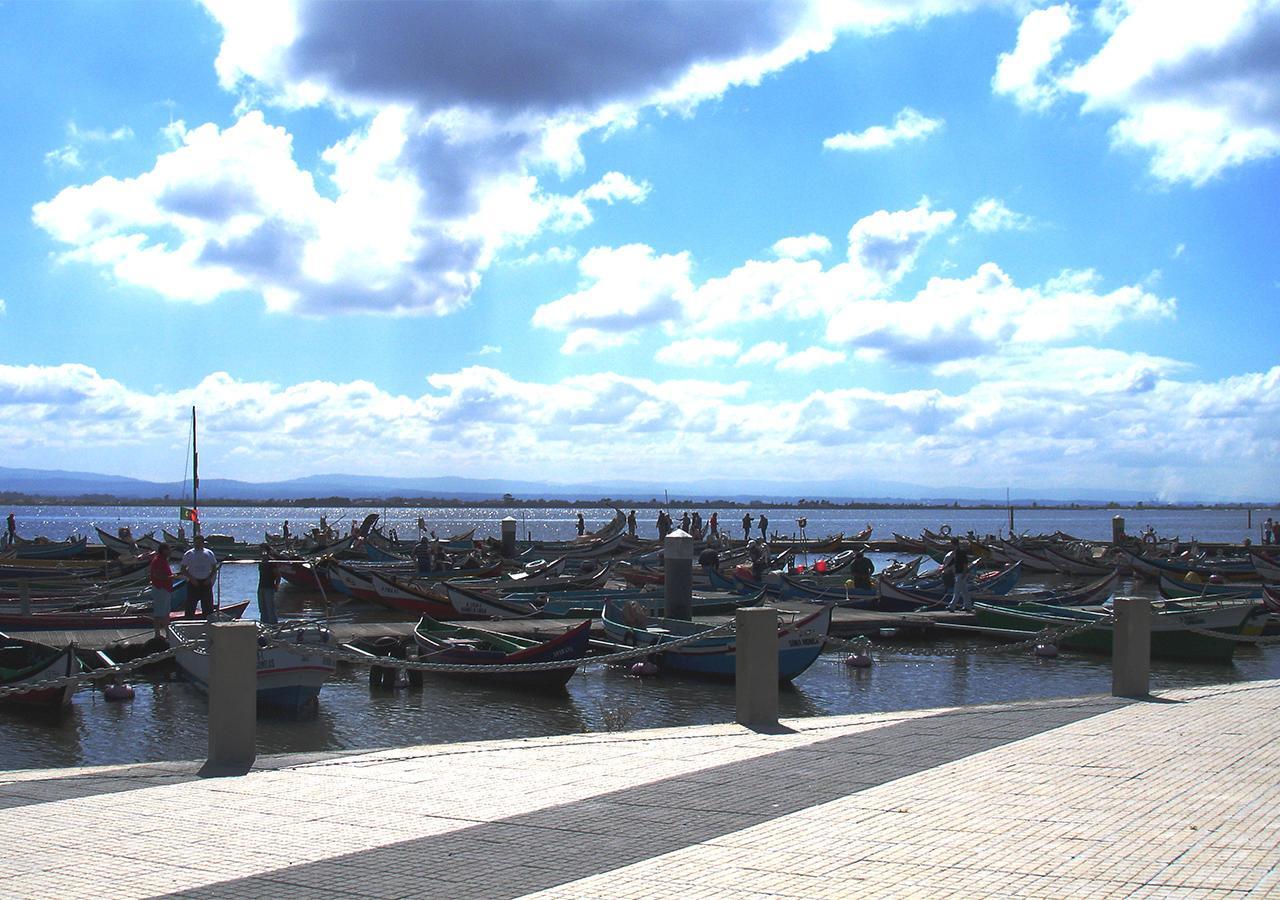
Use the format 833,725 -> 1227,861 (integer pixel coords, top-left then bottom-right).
2,505 -> 1276,770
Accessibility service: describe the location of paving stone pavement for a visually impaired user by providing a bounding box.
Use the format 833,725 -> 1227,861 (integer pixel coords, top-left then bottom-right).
2,679 -> 1278,898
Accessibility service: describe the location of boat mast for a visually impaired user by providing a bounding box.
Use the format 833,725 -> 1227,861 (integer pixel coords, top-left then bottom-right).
192,406 -> 200,537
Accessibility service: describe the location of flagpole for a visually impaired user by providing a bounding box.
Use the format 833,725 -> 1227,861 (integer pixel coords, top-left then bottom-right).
191,406 -> 200,537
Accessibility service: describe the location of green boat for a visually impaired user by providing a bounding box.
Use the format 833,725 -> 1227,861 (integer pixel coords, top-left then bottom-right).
972,599 -> 1262,663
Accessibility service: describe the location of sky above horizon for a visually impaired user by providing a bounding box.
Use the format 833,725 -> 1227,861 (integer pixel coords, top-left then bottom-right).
1,0 -> 1277,500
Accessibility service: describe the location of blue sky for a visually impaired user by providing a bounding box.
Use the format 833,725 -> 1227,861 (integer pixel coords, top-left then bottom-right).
1,0 -> 1277,499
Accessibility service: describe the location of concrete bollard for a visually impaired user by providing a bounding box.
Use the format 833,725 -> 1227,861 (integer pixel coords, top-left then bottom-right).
735,607 -> 778,728
1111,596 -> 1151,697
1111,515 -> 1126,545
500,516 -> 517,559
664,529 -> 694,619
207,621 -> 257,771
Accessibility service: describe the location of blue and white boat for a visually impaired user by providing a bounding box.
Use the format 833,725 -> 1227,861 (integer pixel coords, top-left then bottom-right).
168,621 -> 336,714
601,601 -> 832,681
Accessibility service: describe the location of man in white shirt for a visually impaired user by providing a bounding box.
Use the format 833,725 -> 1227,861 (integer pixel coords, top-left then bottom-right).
180,532 -> 219,618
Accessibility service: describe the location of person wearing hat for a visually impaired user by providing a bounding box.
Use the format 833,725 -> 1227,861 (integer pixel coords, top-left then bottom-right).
148,543 -> 174,638
257,545 -> 280,625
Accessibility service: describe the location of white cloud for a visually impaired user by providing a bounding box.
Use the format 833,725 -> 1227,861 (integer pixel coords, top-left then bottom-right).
846,198 -> 956,287
1000,1 -> 1280,184
1,360 -> 1276,497
655,338 -> 741,368
826,263 -> 1176,362
737,341 -> 789,367
967,197 -> 1032,232
993,4 -> 1077,112
772,233 -> 831,260
823,107 -> 943,151
505,245 -> 579,267
476,345 -> 501,356
532,244 -> 694,347
44,121 -> 135,171
778,346 -> 847,372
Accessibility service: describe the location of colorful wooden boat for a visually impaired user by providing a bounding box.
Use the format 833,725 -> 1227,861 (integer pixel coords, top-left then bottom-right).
412,617 -> 592,689
972,599 -> 1261,662
168,621 -> 336,713
0,598 -> 247,632
0,632 -> 81,707
601,602 -> 832,681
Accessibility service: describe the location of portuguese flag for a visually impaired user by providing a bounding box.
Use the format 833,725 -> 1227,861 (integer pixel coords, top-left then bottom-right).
180,506 -> 199,523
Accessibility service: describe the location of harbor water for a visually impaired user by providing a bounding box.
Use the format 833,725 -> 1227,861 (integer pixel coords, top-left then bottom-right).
2,505 -> 1277,770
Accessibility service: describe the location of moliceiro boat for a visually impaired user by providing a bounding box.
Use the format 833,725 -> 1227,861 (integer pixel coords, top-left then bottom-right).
412,617 -> 592,690
972,598 -> 1263,663
0,632 -> 82,708
601,601 -> 832,681
168,621 -> 337,713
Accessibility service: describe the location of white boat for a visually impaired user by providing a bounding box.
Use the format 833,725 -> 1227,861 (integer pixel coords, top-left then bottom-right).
168,621 -> 336,713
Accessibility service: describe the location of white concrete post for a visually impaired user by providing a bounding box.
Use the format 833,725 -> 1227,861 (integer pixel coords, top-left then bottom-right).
736,607 -> 778,727
1111,515 -> 1126,545
664,529 -> 694,619
500,516 -> 517,558
207,621 -> 257,770
1112,596 -> 1151,697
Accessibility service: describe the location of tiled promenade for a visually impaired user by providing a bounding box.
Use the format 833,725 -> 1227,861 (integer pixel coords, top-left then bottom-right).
2,679 -> 1278,898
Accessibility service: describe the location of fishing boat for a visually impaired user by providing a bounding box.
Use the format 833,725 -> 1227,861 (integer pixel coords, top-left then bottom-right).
411,617 -> 592,689
0,632 -> 81,708
446,580 -> 758,619
5,536 -> 90,560
972,598 -> 1262,663
601,601 -> 832,681
0,598 -> 247,632
168,621 -> 336,713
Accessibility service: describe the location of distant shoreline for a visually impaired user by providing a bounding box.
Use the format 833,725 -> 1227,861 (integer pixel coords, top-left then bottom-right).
0,493 -> 1274,512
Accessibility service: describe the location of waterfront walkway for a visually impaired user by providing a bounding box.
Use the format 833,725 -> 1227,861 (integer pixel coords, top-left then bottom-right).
3,679 -> 1278,898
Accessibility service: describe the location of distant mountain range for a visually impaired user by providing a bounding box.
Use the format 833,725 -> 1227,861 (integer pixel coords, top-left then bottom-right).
0,465 -> 1202,505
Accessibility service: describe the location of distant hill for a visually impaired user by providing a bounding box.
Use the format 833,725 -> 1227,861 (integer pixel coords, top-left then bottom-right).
0,465 -> 1211,505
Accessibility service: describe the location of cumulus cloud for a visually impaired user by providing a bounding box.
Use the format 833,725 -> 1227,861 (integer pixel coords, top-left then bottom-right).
823,107 -> 943,151
778,346 -> 847,372
655,338 -> 741,368
1,360 -> 1275,496
826,263 -> 1175,363
737,341 -> 789,367
772,233 -> 831,260
32,111 -> 645,314
967,197 -> 1032,232
998,1 -> 1280,184
993,4 -> 1077,112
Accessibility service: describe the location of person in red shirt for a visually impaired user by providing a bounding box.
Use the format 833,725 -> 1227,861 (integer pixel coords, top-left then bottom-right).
149,543 -> 174,638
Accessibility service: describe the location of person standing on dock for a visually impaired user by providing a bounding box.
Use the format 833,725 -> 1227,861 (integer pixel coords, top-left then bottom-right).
758,513 -> 769,541
180,532 -> 218,619
257,545 -> 280,625
1265,517 -> 1274,545
576,512 -> 586,536
709,512 -> 718,538
742,512 -> 753,540
943,538 -> 972,612
4,512 -> 14,547
627,510 -> 637,537
148,542 -> 173,638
